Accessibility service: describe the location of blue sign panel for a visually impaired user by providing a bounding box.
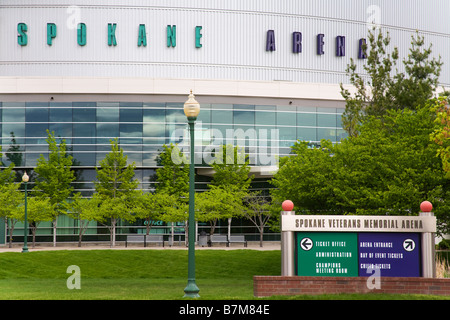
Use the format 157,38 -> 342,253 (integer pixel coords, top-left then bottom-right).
358,233 -> 421,277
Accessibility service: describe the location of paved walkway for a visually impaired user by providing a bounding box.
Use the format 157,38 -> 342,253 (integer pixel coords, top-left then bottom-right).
0,241 -> 281,253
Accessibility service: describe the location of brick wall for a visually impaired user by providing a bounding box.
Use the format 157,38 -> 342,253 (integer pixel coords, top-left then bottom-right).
253,276 -> 450,297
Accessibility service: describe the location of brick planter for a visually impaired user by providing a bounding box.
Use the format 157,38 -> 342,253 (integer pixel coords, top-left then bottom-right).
254,276 -> 450,297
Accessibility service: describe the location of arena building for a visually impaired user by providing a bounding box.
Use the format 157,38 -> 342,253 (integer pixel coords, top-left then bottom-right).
0,1 -> 449,244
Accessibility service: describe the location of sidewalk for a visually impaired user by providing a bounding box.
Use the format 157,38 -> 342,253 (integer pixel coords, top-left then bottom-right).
0,241 -> 281,253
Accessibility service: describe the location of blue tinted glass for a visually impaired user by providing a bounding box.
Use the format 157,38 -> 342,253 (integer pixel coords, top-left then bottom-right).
73,123 -> 96,139
233,111 -> 255,125
97,103 -> 119,122
212,110 -> 232,124
49,123 -> 72,138
120,108 -> 142,122
317,113 -> 337,127
297,127 -> 317,142
97,122 -> 119,138
120,123 -> 143,138
2,124 -> 25,143
26,103 -> 49,122
255,106 -> 276,125
166,107 -> 185,123
276,106 -> 296,126
50,108 -> 72,122
317,128 -> 336,142
144,109 -> 165,123
2,104 -> 25,122
73,108 -> 96,122
26,123 -> 48,137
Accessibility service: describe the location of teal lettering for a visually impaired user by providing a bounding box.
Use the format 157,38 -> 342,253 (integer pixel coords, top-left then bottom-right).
77,23 -> 86,46
17,23 -> 28,46
47,23 -> 57,46
167,25 -> 176,47
138,24 -> 147,47
108,23 -> 117,46
195,26 -> 202,48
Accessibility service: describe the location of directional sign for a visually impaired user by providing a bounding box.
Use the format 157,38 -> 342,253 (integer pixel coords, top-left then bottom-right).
358,233 -> 420,277
300,237 -> 313,251
403,239 -> 415,252
296,232 -> 358,277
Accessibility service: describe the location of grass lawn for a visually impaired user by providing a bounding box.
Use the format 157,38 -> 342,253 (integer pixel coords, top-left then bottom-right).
0,249 -> 448,300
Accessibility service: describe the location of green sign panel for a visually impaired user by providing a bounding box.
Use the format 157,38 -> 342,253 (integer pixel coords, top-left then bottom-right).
296,232 -> 358,277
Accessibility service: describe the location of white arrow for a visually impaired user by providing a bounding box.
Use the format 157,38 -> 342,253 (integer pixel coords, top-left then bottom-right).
300,238 -> 313,251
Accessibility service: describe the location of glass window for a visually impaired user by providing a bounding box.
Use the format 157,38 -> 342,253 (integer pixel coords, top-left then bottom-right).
166,107 -> 185,124
97,103 -> 119,122
3,124 -> 25,144
144,123 -> 165,139
279,127 -> 296,147
120,123 -> 143,138
2,103 -> 25,122
97,122 -> 119,138
50,108 -> 72,122
26,123 -> 48,137
120,108 -> 142,123
143,108 -> 165,123
211,104 -> 232,124
73,102 -> 96,122
255,105 -> 276,125
233,105 -> 255,125
276,106 -> 296,126
297,127 -> 317,142
26,102 -> 49,122
297,113 -> 317,127
49,123 -> 72,139
197,109 -> 211,125
317,114 -> 337,127
73,123 -> 96,142
317,128 -> 337,142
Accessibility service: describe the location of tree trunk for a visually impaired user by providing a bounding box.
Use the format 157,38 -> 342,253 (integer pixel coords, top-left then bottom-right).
52,217 -> 58,247
259,229 -> 264,247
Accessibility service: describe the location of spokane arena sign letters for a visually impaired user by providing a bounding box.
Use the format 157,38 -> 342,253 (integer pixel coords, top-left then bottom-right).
16,22 -> 367,59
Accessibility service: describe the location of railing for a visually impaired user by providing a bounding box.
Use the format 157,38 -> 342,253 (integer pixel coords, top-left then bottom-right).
5,224 -> 281,244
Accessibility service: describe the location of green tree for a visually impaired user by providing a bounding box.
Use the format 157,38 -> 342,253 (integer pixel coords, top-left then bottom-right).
94,139 -> 139,246
209,144 -> 253,192
133,191 -> 179,235
390,32 -> 442,111
340,28 -> 399,137
244,191 -> 273,247
65,193 -> 101,247
271,140 -> 337,214
272,104 -> 450,234
196,186 -> 246,235
155,144 -> 189,199
33,130 -> 75,247
27,197 -> 54,248
0,183 -> 23,247
154,144 -> 190,233
206,144 -> 254,236
341,29 -> 442,137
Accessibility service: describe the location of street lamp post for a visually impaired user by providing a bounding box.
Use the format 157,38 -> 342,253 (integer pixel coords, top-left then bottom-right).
183,90 -> 200,298
22,172 -> 29,253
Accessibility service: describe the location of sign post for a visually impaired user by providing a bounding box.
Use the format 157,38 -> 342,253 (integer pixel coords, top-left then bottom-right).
281,200 -> 295,276
420,201 -> 436,278
281,200 -> 437,278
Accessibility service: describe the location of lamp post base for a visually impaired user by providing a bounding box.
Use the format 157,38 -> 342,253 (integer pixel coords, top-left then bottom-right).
183,280 -> 200,298
22,246 -> 28,253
